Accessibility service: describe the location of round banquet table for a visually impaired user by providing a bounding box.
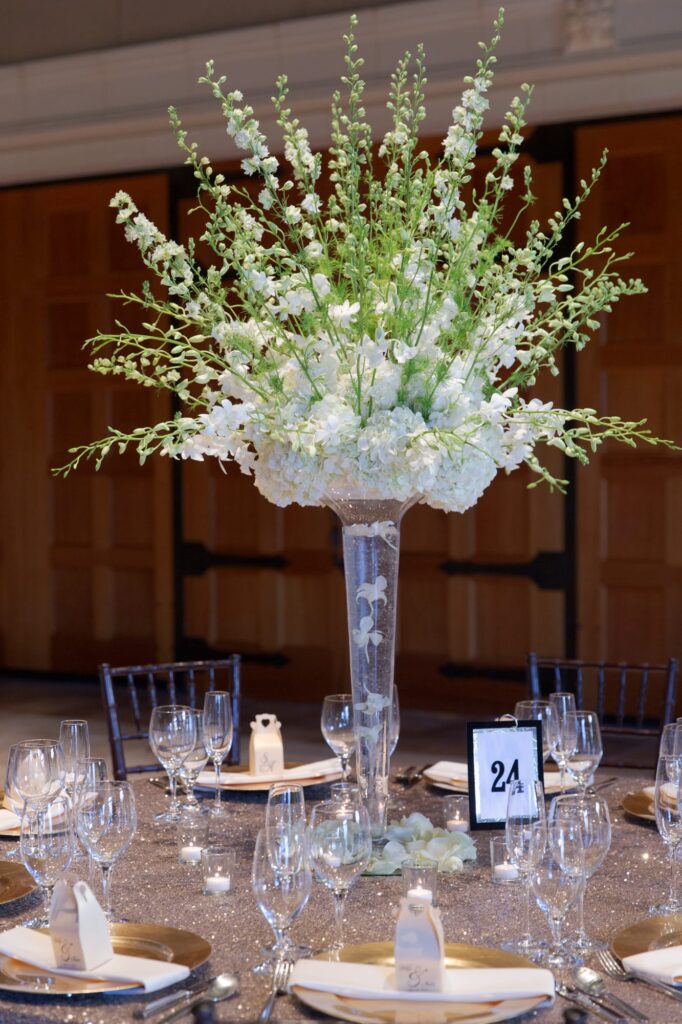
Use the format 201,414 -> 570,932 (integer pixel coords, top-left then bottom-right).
0,770 -> 675,1023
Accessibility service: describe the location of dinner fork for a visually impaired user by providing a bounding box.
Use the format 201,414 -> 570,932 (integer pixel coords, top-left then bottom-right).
257,958 -> 292,1023
597,949 -> 682,1003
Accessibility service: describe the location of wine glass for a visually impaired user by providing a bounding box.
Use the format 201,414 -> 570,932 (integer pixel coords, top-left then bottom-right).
504,779 -> 547,956
321,695 -> 355,781
309,800 -> 372,958
59,720 -> 91,798
266,784 -> 305,833
177,710 -> 209,813
514,700 -> 558,763
548,692 -> 576,789
76,781 -> 137,921
388,686 -> 400,758
252,827 -> 312,971
652,753 -> 682,913
659,722 -> 682,762
3,745 -> 26,861
564,711 -> 602,792
11,740 -> 65,808
72,757 -> 108,864
550,792 -> 611,953
149,705 -> 197,822
202,692 -> 234,817
531,819 -> 584,968
330,782 -> 361,805
20,793 -> 74,927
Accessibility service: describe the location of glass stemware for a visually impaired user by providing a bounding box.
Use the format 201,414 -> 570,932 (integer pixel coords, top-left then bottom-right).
564,711 -> 603,793
388,686 -> 400,758
659,722 -> 682,761
202,692 -> 234,817
72,757 -> 108,865
309,800 -> 372,958
531,820 -> 584,969
266,784 -> 305,833
548,692 -> 576,790
20,794 -> 74,928
504,779 -> 547,956
11,740 -> 65,808
252,826 -> 311,971
3,745 -> 26,861
76,781 -> 137,921
149,705 -> 198,823
321,695 -> 355,781
177,709 -> 209,813
550,792 -> 611,953
652,753 -> 682,913
59,720 -> 91,798
514,700 -> 558,763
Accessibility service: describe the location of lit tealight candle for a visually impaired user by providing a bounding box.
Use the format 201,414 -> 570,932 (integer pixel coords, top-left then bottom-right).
407,885 -> 433,901
179,844 -> 203,864
204,874 -> 231,893
446,819 -> 468,833
493,862 -> 519,881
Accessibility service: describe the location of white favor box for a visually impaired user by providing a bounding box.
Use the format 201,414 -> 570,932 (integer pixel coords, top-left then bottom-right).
394,886 -> 445,992
49,879 -> 113,971
249,714 -> 284,774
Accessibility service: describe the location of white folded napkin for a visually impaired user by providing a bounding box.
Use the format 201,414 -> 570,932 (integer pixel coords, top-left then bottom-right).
643,783 -> 676,805
0,809 -> 20,831
423,761 -> 565,795
0,927 -> 190,993
622,944 -> 682,986
196,757 -> 341,788
289,959 -> 555,1002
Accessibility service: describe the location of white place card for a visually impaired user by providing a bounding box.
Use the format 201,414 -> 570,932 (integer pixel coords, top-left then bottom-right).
466,721 -> 544,830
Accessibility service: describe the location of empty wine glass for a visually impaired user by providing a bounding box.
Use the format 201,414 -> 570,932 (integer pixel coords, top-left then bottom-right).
3,745 -> 26,861
76,781 -> 137,921
309,800 -> 372,958
11,740 -> 65,808
177,710 -> 209,813
388,687 -> 400,758
531,819 -> 584,968
71,757 -> 108,864
514,700 -> 558,763
321,695 -> 355,781
550,792 -> 611,953
202,692 -> 234,817
564,711 -> 602,792
652,753 -> 682,913
330,782 -> 361,805
252,827 -> 312,971
266,784 -> 305,833
504,779 -> 547,956
549,692 -> 576,790
149,705 -> 197,823
659,722 -> 682,762
59,720 -> 91,798
20,793 -> 74,927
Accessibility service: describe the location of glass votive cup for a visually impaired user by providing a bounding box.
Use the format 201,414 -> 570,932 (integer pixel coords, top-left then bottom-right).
201,845 -> 235,895
176,811 -> 209,866
443,795 -> 469,833
490,836 -> 520,884
401,857 -> 438,905
330,782 -> 361,805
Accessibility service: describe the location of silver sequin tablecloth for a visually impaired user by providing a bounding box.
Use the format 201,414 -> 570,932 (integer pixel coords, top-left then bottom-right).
0,771 -> 677,1023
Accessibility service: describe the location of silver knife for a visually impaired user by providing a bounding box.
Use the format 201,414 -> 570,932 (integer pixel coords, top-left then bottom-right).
557,982 -> 626,1023
134,978 -> 209,1020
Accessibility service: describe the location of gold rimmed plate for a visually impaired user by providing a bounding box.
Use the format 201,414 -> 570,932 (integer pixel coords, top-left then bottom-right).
621,790 -> 656,823
291,941 -> 552,1024
612,914 -> 682,960
0,860 -> 37,906
195,762 -> 342,793
0,923 -> 211,996
425,771 -> 567,797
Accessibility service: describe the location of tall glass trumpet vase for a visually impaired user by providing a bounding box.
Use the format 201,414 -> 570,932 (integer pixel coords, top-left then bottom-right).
326,494 -> 417,840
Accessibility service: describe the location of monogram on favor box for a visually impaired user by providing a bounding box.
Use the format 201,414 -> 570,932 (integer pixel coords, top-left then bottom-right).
49,878 -> 113,971
249,715 -> 284,774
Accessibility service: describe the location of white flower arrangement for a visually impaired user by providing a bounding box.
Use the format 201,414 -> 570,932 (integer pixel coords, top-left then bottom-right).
56,9 -> 675,507
365,812 -> 477,875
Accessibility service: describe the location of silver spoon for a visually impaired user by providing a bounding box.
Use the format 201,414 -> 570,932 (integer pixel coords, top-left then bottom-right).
574,965 -> 647,1022
154,972 -> 240,1024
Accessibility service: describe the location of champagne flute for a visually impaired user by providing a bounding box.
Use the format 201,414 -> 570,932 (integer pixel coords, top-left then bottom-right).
549,692 -> 576,790
309,800 -> 372,958
76,781 -> 137,921
388,686 -> 400,758
321,695 -> 355,781
514,700 -> 558,763
531,820 -> 584,968
202,692 -> 234,817
652,753 -> 682,913
20,793 -> 74,927
564,711 -> 602,793
252,827 -> 312,971
550,792 -> 611,953
59,720 -> 91,798
177,709 -> 209,813
504,779 -> 547,956
11,740 -> 65,808
149,705 -> 197,823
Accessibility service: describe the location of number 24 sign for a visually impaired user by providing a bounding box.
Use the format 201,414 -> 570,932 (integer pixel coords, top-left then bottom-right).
466,720 -> 544,830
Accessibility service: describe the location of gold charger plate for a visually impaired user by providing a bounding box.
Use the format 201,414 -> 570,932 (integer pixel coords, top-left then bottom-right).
291,941 -> 552,1024
0,860 -> 36,905
612,914 -> 682,961
196,762 -> 342,793
621,790 -> 656,823
0,923 -> 211,996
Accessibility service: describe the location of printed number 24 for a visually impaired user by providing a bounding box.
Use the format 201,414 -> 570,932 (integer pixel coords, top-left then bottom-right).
491,759 -> 519,793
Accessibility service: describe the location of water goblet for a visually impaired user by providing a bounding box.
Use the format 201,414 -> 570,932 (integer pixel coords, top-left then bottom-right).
550,791 -> 611,953
652,752 -> 682,913
20,793 -> 74,928
252,826 -> 312,971
59,720 -> 91,798
11,740 -> 65,808
531,820 -> 584,969
177,709 -> 209,813
76,781 -> 137,921
321,695 -> 355,781
202,692 -> 234,817
149,705 -> 197,823
309,800 -> 372,958
514,700 -> 559,764
564,711 -> 602,792
504,779 -> 547,956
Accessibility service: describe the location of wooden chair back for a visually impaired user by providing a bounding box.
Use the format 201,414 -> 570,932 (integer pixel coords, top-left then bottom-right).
99,657 -> 241,780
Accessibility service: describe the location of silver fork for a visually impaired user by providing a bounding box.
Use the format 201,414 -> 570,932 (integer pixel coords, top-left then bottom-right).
597,948 -> 682,1003
258,958 -> 292,1023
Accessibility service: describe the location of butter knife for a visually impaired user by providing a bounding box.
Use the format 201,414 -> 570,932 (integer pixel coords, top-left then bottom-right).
134,978 -> 208,1019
